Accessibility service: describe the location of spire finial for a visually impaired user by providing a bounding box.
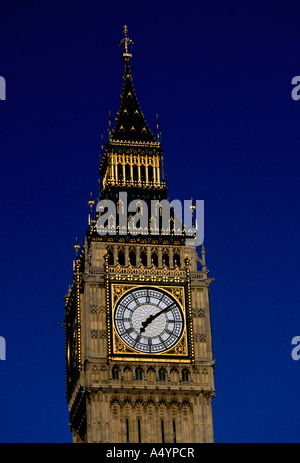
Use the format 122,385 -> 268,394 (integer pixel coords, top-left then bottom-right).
190,197 -> 196,227
88,192 -> 95,214
108,111 -> 112,138
74,237 -> 80,259
201,242 -> 207,272
156,114 -> 160,142
119,25 -> 134,61
88,192 -> 95,225
100,134 -> 104,155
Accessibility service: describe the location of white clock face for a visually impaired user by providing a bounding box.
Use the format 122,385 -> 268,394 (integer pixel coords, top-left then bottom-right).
114,287 -> 183,353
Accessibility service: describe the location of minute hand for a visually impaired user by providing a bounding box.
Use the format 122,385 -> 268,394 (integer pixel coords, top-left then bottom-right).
140,303 -> 176,334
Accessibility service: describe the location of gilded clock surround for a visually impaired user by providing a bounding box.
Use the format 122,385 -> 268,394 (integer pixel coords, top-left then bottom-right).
109,282 -> 190,361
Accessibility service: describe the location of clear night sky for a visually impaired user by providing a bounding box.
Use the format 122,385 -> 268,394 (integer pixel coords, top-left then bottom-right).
0,0 -> 299,443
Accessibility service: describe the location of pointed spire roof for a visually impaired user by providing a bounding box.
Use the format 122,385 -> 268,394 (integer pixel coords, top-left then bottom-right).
109,26 -> 157,145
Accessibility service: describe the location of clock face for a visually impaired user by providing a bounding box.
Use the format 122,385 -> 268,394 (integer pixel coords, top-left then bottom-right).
114,287 -> 183,353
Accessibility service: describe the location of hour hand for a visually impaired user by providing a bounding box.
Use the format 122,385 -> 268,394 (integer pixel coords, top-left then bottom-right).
140,304 -> 175,333
140,314 -> 154,333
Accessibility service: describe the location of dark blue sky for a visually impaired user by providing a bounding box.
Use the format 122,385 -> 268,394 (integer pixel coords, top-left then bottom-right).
0,0 -> 300,443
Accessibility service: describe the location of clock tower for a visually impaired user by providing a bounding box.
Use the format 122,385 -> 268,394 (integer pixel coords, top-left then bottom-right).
64,26 -> 215,443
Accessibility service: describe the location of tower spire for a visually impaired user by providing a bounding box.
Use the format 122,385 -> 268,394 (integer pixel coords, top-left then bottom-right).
108,26 -> 157,144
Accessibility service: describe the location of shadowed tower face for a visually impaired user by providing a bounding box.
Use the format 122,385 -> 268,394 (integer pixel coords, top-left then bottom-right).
64,26 -> 215,444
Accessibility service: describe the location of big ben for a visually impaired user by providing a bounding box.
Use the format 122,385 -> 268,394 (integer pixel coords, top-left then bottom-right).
64,26 -> 215,443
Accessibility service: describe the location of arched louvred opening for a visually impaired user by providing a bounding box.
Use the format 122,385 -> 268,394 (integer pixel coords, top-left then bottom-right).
118,249 -> 125,266
140,164 -> 146,182
148,165 -> 153,182
140,251 -> 147,266
129,250 -> 136,266
133,164 -> 138,182
158,368 -> 166,381
151,252 -> 158,267
112,366 -> 119,380
118,163 -> 123,181
135,367 -> 143,380
182,369 -> 190,382
107,249 -> 114,265
173,252 -> 180,268
125,164 -> 131,182
162,252 -> 169,267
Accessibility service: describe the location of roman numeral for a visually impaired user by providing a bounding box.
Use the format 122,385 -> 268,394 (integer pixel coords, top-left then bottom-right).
133,334 -> 141,347
145,289 -> 150,303
158,336 -> 167,348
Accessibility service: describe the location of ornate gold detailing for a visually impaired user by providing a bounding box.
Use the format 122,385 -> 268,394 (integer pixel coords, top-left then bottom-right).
135,401 -> 143,418
88,192 -> 95,215
147,400 -> 155,418
174,337 -> 186,355
182,402 -> 191,421
74,237 -> 80,259
74,259 -> 81,370
112,400 -> 120,418
108,263 -> 187,284
102,150 -> 166,191
119,25 -> 134,61
185,261 -> 194,365
170,401 -> 178,419
109,283 -> 191,361
112,284 -> 135,305
167,286 -> 184,305
159,401 -> 166,418
114,334 -> 127,353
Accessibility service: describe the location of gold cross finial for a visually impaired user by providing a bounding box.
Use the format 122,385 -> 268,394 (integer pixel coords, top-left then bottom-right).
88,192 -> 95,214
74,237 -> 80,259
119,25 -> 134,60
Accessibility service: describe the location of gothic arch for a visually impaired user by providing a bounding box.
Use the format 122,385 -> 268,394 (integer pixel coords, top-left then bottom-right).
112,366 -> 120,380
151,247 -> 158,266
117,247 -> 125,266
158,368 -> 166,381
128,247 -> 137,266
173,249 -> 181,267
135,367 -> 143,380
140,247 -> 147,266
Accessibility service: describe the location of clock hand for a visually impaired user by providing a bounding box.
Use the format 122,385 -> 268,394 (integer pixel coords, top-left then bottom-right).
140,303 -> 175,334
